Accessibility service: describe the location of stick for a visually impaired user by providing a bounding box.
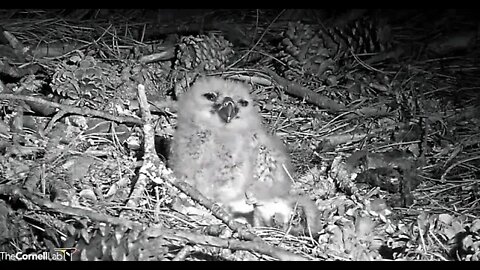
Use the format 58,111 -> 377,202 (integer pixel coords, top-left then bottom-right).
441,156 -> 480,183
262,67 -> 346,112
121,84 -> 159,213
146,227 -> 309,261
0,185 -> 139,228
0,93 -> 143,125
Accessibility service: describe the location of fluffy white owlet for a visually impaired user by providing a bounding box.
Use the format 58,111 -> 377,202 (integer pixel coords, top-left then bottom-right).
170,77 -> 320,234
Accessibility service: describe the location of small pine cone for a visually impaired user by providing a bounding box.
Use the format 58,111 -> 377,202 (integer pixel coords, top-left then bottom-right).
174,33 -> 234,71
67,224 -> 169,261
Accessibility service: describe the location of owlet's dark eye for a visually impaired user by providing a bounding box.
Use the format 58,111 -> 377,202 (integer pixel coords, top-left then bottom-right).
202,93 -> 217,102
238,99 -> 249,107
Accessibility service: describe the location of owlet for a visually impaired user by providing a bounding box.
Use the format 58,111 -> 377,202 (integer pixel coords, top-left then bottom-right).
170,77 -> 320,234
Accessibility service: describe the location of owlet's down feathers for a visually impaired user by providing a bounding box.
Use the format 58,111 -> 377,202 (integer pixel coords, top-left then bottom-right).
170,77 -> 320,234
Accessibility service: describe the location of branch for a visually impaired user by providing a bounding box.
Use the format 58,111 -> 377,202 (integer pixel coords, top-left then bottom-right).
0,93 -> 143,125
121,84 -> 160,213
0,185 -> 139,228
146,227 -> 309,261
262,67 -> 346,112
441,155 -> 480,183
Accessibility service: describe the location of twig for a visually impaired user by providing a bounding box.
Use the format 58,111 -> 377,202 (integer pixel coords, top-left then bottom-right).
171,180 -> 259,241
44,110 -> 68,134
350,50 -> 387,74
417,219 -> 427,254
0,59 -> 38,78
225,74 -> 273,86
441,155 -> 480,183
262,67 -> 346,112
172,245 -> 193,261
0,93 -> 143,125
2,184 -> 306,261
139,47 -> 175,64
0,184 -> 139,228
226,9 -> 286,69
428,230 -> 450,254
145,227 -> 309,261
121,84 -> 159,213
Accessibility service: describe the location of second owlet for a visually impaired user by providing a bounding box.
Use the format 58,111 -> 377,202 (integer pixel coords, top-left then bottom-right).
170,77 -> 320,234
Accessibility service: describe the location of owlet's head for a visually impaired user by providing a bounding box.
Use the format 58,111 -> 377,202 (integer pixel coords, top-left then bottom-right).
177,77 -> 262,132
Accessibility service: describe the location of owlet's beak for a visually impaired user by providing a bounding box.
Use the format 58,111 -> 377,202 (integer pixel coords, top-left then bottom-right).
217,97 -> 238,123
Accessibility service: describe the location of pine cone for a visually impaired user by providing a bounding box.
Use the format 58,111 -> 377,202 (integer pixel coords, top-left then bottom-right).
172,33 -> 234,98
277,17 -> 392,81
174,33 -> 234,71
65,224 -> 169,261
